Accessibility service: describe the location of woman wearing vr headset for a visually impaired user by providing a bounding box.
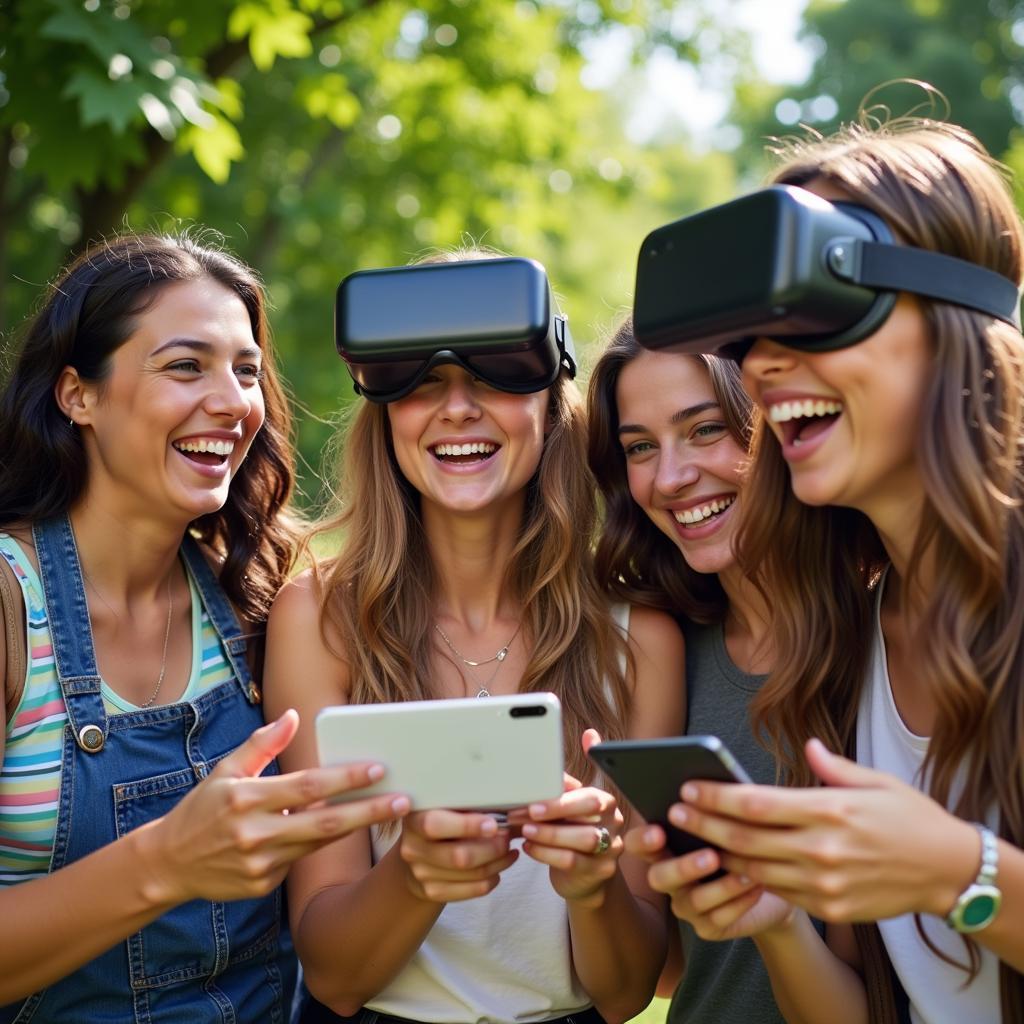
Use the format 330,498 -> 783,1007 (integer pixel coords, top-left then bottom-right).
587,317 -> 814,1024
0,234 -> 407,1022
264,251 -> 685,1024
656,122 -> 1024,1022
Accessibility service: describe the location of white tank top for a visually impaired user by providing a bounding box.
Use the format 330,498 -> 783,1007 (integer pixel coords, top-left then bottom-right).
855,578 -> 1000,1024
366,604 -> 630,1024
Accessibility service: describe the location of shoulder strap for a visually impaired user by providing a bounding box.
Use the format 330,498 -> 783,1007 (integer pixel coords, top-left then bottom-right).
0,554 -> 27,722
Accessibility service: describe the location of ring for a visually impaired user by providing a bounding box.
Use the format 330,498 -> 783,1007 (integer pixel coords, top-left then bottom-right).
593,825 -> 612,855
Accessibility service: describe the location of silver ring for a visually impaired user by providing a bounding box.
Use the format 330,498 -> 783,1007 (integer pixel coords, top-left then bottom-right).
593,825 -> 612,855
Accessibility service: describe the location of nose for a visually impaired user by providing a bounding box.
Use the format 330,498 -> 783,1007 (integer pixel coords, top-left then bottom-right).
654,443 -> 700,498
740,338 -> 800,391
204,367 -> 253,421
438,375 -> 482,424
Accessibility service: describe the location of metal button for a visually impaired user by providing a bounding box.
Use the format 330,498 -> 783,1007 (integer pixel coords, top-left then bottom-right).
78,724 -> 105,753
247,683 -> 262,704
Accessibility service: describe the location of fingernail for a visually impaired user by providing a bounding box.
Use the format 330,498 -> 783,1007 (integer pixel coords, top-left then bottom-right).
681,783 -> 698,802
645,827 -> 660,845
480,817 -> 498,836
669,805 -> 688,826
522,824 -> 538,838
696,851 -> 712,870
739,874 -> 751,885
368,764 -> 385,781
391,797 -> 410,814
529,803 -> 546,817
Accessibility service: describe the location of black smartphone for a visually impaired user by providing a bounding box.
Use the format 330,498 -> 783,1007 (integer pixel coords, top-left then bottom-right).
587,736 -> 752,864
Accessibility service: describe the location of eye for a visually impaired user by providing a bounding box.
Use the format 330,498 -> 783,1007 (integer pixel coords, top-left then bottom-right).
692,421 -> 727,442
167,359 -> 201,374
623,439 -> 655,458
236,364 -> 265,383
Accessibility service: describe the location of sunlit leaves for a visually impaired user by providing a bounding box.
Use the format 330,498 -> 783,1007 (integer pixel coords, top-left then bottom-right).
228,2 -> 315,70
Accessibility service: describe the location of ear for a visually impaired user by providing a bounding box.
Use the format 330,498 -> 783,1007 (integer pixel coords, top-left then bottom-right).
55,366 -> 93,427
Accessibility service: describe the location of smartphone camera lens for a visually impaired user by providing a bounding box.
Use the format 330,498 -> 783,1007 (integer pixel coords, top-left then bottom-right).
509,705 -> 547,718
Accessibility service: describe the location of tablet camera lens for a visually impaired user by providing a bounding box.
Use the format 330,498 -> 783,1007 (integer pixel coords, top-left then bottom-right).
509,705 -> 547,718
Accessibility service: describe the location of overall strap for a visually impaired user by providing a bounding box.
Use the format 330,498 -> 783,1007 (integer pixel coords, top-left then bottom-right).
179,535 -> 261,705
32,515 -> 108,753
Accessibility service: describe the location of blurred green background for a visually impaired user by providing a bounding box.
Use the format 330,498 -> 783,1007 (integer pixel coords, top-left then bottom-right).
3,0 -> 1024,504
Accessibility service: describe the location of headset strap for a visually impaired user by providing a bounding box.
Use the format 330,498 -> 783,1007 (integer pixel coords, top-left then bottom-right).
847,241 -> 1021,328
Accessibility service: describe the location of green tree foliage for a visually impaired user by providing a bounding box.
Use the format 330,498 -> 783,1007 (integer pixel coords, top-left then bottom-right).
0,0 -> 737,488
730,0 -> 1024,177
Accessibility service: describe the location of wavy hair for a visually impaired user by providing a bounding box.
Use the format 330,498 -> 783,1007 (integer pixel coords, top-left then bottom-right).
0,233 -> 298,621
587,315 -> 755,623
311,368 -> 629,782
739,119 -> 1024,1005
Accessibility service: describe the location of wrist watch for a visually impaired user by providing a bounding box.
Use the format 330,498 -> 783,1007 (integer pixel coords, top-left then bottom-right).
945,822 -> 1001,933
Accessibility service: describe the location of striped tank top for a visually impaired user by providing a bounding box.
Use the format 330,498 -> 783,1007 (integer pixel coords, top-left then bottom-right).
0,533 -> 236,884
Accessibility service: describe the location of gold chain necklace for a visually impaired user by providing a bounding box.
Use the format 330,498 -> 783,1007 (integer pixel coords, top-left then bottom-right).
433,621 -> 522,697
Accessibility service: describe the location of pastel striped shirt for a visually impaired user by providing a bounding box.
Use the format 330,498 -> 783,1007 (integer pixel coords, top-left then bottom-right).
0,533 -> 236,884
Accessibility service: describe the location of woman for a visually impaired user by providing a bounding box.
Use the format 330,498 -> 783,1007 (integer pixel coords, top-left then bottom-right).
0,234 -> 408,1022
264,253 -> 685,1024
666,121 -> 1024,1023
587,318 -> 816,1024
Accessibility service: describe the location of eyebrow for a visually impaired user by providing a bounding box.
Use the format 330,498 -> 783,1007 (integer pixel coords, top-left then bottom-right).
151,337 -> 261,359
618,400 -> 721,436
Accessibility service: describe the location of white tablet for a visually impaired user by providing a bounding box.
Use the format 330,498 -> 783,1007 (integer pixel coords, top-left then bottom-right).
315,692 -> 564,811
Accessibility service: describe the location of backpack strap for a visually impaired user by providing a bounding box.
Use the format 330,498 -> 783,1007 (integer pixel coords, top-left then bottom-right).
1,554 -> 27,722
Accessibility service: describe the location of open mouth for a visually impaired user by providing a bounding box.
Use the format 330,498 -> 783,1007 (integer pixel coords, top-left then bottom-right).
430,441 -> 499,466
673,494 -> 735,529
769,399 -> 843,448
172,437 -> 235,468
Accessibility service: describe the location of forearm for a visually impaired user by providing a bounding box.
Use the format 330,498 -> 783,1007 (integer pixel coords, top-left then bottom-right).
753,912 -> 867,1024
567,872 -> 668,1024
0,823 -> 175,1003
294,843 -> 445,1015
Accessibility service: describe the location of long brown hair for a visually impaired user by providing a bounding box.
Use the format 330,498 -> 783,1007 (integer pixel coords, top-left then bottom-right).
311,353 -> 628,783
739,120 -> 1024,1004
0,233 -> 298,621
587,315 -> 755,623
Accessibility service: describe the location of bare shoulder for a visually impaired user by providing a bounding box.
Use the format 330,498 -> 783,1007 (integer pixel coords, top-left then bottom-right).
268,568 -> 324,630
625,604 -> 686,739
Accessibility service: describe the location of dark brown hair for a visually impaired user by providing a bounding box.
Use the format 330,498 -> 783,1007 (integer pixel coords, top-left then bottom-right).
587,314 -> 755,623
0,233 -> 298,621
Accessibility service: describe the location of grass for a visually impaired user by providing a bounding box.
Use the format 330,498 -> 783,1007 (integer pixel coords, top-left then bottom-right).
629,997 -> 670,1024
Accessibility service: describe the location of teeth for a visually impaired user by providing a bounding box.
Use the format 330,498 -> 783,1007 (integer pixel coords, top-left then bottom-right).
174,438 -> 235,456
433,442 -> 497,457
673,494 -> 736,526
768,399 -> 843,423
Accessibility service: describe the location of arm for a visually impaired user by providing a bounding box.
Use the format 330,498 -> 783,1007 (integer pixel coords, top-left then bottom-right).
519,607 -> 685,1023
264,575 -> 518,1015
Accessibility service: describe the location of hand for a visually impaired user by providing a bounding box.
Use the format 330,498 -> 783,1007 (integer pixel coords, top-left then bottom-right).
514,730 -> 624,909
142,710 -> 411,905
672,738 -> 979,922
399,809 -> 519,903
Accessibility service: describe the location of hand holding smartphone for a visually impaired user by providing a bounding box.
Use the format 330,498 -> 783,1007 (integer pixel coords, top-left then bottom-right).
587,736 -> 751,862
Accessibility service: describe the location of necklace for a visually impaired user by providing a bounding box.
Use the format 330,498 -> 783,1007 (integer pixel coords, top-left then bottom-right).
84,572 -> 174,708
434,620 -> 522,698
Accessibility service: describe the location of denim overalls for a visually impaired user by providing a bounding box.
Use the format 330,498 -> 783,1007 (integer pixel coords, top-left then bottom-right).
0,515 -> 297,1023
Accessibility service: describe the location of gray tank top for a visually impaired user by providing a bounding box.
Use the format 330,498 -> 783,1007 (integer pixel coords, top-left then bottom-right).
667,619 -> 788,1024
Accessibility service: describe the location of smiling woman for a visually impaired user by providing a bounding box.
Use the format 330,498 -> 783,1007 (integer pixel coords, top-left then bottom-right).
0,234 -> 412,1023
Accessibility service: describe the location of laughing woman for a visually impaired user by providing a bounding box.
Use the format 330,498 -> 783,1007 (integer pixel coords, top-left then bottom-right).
661,122 -> 1024,1023
264,254 -> 685,1024
0,235 -> 407,1023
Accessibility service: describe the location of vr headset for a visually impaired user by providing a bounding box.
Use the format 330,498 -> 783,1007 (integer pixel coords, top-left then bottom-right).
633,184 -> 1021,361
335,256 -> 577,402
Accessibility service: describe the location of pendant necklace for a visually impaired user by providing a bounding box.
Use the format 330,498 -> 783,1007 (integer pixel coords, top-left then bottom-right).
434,620 -> 522,697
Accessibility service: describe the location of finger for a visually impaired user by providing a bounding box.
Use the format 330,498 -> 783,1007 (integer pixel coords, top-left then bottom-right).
581,728 -> 603,754
648,847 -> 721,894
414,809 -> 501,841
528,788 -> 613,822
705,886 -> 765,931
718,853 -> 826,896
402,834 -> 512,871
274,792 -> 411,846
669,802 -> 802,861
805,738 -> 892,790
624,823 -> 667,861
678,781 -> 836,829
522,840 -> 619,873
408,849 -> 519,884
229,762 -> 392,814
688,871 -> 759,915
521,821 -> 619,854
418,876 -> 504,903
216,710 -> 299,780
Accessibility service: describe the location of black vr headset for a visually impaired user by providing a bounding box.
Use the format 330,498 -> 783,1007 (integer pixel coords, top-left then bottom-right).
633,184 -> 1022,361
335,257 -> 577,403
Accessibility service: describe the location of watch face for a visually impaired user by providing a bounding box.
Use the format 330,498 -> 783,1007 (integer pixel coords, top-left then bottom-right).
962,893 -> 998,929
